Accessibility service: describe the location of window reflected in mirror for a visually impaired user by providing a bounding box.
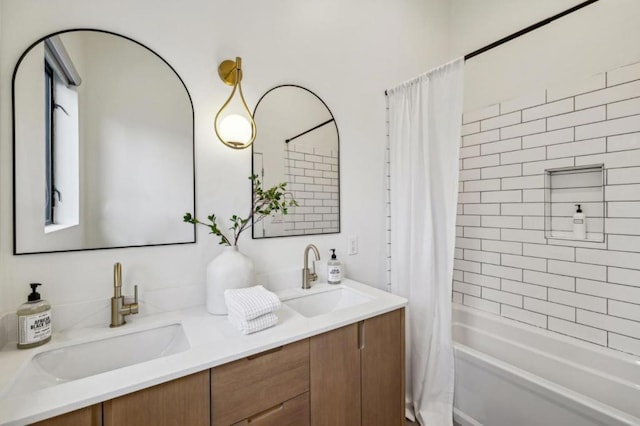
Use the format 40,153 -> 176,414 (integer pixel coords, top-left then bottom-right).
43,36 -> 82,233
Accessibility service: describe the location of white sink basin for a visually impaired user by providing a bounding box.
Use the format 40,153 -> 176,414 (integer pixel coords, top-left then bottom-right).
5,323 -> 189,396
283,286 -> 373,318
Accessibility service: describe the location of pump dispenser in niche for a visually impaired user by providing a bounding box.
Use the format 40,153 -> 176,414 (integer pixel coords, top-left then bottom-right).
573,204 -> 586,239
17,283 -> 52,349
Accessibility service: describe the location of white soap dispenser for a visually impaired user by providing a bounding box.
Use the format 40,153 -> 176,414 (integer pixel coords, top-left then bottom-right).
573,204 -> 586,240
17,283 -> 52,349
327,249 -> 342,284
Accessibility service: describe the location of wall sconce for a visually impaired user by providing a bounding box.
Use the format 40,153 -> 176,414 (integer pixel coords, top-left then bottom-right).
214,57 -> 257,150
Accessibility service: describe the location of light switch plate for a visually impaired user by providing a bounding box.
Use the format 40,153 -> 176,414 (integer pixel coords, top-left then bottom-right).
347,235 -> 358,255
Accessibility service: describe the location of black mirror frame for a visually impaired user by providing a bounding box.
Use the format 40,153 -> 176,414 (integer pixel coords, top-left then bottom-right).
251,84 -> 340,240
12,28 -> 196,255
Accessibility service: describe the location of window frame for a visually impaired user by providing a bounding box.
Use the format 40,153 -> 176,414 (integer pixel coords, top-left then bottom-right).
44,61 -> 54,225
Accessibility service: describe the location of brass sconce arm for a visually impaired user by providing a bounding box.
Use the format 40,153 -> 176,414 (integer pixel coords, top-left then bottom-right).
214,57 -> 257,150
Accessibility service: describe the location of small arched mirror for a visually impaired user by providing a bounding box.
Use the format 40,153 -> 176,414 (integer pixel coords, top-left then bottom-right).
13,29 -> 195,254
252,85 -> 340,238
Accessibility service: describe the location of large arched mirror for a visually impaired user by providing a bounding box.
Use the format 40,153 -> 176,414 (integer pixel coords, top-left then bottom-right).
251,85 -> 340,238
13,29 -> 195,254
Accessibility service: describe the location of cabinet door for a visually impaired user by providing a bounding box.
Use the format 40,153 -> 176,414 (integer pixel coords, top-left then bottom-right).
361,308 -> 405,426
310,323 -> 361,426
103,370 -> 209,426
32,404 -> 102,426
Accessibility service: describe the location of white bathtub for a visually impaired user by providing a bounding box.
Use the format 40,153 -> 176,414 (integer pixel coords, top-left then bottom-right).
452,304 -> 640,426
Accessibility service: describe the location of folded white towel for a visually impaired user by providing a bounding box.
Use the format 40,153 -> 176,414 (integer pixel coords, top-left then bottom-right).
228,312 -> 278,335
224,285 -> 281,321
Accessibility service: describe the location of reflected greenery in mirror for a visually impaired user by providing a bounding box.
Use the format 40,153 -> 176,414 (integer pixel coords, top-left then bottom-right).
13,29 -> 195,254
183,175 -> 297,246
251,85 -> 340,239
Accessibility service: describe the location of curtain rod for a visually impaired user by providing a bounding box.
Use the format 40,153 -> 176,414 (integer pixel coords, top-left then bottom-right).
464,0 -> 600,60
385,0 -> 600,95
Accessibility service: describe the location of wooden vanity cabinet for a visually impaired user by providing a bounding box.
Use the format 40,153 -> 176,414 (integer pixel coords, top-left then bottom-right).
32,308 -> 404,426
31,404 -> 102,426
211,339 -> 310,426
102,369 -> 209,426
310,308 -> 405,426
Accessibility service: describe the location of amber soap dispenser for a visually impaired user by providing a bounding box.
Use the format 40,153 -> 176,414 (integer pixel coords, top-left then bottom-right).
17,283 -> 52,349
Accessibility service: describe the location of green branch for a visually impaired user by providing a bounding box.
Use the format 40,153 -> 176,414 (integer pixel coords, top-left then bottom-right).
183,175 -> 298,246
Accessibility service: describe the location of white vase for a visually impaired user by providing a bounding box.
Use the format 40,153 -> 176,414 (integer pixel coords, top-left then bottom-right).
206,246 -> 255,315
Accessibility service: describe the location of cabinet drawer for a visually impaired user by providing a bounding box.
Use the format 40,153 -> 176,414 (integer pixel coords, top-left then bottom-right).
231,392 -> 309,426
212,339 -> 310,425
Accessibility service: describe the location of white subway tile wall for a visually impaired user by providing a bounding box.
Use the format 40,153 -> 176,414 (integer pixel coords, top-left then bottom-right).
452,60 -> 640,357
284,145 -> 339,234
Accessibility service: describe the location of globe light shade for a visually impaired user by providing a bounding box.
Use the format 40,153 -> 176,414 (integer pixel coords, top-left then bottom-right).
218,114 -> 253,145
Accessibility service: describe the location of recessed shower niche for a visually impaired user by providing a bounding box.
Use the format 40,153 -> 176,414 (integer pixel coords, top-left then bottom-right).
544,164 -> 605,242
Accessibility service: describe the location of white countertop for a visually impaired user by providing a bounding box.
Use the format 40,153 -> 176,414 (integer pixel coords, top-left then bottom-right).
0,280 -> 406,425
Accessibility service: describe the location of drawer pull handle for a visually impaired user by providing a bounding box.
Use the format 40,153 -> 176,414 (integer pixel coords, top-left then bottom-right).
358,321 -> 365,350
246,346 -> 283,360
247,403 -> 284,422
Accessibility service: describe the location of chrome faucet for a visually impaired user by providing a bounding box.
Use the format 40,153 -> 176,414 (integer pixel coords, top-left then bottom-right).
302,244 -> 321,289
110,262 -> 139,327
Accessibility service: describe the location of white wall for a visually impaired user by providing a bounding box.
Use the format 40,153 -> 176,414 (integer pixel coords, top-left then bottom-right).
0,0 -> 448,314
449,0 -> 640,111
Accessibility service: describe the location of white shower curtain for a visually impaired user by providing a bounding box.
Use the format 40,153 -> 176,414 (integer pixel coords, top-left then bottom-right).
388,58 -> 464,425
